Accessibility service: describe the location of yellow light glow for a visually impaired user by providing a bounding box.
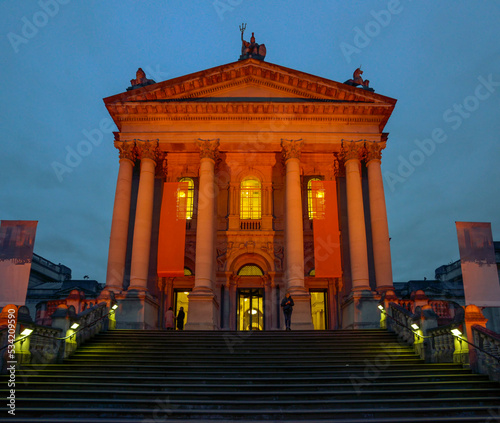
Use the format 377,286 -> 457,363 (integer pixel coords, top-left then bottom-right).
20,328 -> 33,336
70,323 -> 80,330
317,191 -> 324,198
411,323 -> 419,330
183,292 -> 189,295
111,304 -> 118,310
179,191 -> 186,197
377,305 -> 384,311
451,329 -> 462,336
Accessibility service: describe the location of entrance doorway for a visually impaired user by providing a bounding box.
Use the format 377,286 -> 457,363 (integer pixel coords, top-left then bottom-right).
310,291 -> 327,330
174,289 -> 190,330
237,288 -> 264,331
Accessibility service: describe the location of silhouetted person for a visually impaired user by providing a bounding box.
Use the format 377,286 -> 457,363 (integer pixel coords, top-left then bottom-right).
281,293 -> 294,330
165,306 -> 174,330
176,306 -> 185,330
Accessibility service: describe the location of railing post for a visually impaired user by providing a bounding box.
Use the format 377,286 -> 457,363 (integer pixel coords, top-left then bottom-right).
464,305 -> 488,371
50,305 -> 75,361
414,305 -> 438,362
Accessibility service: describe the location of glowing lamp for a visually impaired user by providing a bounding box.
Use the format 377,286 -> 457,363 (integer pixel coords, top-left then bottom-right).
20,328 -> 33,336
183,292 -> 189,295
377,305 -> 384,311
411,323 -> 419,330
451,329 -> 462,337
70,323 -> 80,330
251,309 -> 257,315
111,304 -> 118,310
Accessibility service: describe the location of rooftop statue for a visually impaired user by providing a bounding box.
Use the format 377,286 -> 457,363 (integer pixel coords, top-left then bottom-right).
343,67 -> 375,92
239,23 -> 266,61
127,68 -> 156,91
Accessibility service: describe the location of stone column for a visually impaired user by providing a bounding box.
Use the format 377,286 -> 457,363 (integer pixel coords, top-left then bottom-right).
281,139 -> 314,330
366,142 -> 394,292
185,139 -> 220,330
341,140 -> 379,329
128,140 -> 158,291
343,140 -> 370,291
103,141 -> 136,294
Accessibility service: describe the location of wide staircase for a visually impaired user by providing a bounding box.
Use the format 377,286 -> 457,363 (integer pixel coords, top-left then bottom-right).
3,329 -> 500,422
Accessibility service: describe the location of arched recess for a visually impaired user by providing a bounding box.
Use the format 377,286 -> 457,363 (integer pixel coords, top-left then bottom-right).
234,168 -> 267,185
228,251 -> 273,276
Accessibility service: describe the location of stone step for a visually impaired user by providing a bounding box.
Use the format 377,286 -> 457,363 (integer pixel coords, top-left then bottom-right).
1,405 -> 498,420
7,379 -> 500,394
9,387 -> 500,400
12,396 -> 500,411
15,366 -> 473,377
0,416 -> 495,423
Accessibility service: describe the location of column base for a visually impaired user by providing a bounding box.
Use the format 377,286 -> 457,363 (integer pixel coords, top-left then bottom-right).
185,291 -> 219,330
341,290 -> 381,329
114,290 -> 158,329
376,285 -> 395,294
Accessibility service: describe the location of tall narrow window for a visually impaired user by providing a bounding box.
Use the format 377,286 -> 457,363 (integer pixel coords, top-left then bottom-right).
240,178 -> 261,220
307,178 -> 322,219
178,178 -> 194,220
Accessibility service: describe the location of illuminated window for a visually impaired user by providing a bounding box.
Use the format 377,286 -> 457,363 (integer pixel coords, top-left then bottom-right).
238,264 -> 264,276
178,178 -> 194,220
307,178 -> 322,220
184,267 -> 193,276
309,268 -> 315,276
240,178 -> 261,220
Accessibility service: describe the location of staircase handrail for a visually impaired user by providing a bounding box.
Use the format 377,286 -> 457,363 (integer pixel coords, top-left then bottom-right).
384,302 -> 425,345
470,324 -> 500,363
0,302 -> 113,352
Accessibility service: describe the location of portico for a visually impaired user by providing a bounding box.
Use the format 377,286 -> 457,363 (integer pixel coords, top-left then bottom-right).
100,55 -> 397,330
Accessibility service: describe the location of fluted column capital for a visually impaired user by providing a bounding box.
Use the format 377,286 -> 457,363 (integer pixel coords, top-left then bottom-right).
196,138 -> 220,161
135,139 -> 159,161
281,138 -> 304,162
114,141 -> 137,162
365,141 -> 386,164
341,139 -> 365,162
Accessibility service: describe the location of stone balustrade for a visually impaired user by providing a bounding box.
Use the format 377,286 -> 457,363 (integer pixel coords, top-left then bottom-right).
0,301 -> 114,373
381,300 -> 500,382
472,324 -> 500,382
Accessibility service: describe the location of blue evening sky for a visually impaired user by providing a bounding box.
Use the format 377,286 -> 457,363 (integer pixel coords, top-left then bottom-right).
1,1 -> 499,283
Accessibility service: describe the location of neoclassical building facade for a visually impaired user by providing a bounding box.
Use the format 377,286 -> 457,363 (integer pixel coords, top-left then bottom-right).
100,57 -> 397,330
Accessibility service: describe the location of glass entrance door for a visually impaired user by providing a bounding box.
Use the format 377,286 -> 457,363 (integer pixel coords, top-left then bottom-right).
310,291 -> 327,330
237,289 -> 264,331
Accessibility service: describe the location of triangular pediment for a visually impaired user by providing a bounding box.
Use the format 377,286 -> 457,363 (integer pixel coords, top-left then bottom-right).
104,59 -> 396,105
205,80 -> 303,99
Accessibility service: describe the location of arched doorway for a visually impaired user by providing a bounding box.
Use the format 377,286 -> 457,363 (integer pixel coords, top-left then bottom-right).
236,264 -> 265,331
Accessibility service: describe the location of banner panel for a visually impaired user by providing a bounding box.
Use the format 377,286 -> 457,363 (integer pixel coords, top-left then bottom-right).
456,221 -> 500,306
0,220 -> 38,307
157,182 -> 188,277
312,180 -> 342,278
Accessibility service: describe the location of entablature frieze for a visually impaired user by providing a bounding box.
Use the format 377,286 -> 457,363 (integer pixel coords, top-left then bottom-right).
109,102 -> 392,120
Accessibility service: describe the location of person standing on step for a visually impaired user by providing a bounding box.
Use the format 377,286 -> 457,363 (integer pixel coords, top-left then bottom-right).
281,292 -> 294,330
165,307 -> 174,330
176,306 -> 185,330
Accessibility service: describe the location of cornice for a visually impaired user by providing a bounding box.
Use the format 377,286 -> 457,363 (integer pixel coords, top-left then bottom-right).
105,61 -> 397,106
